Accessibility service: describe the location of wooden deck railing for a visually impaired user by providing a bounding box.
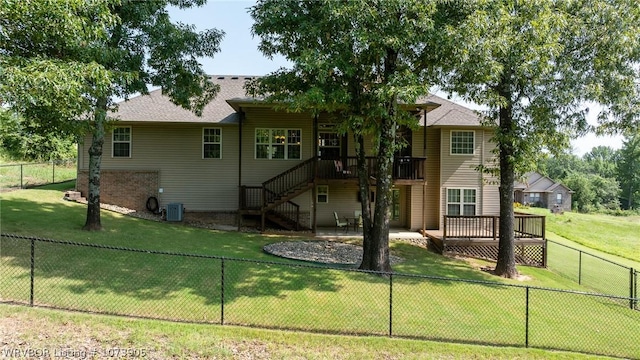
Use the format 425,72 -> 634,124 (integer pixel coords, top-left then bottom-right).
239,186 -> 262,210
316,156 -> 425,180
443,214 -> 545,241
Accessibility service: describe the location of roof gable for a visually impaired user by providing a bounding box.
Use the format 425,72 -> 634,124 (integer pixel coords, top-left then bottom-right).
110,75 -> 255,124
516,171 -> 573,193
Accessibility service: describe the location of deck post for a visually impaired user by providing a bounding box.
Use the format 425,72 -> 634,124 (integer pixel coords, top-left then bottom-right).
442,216 -> 447,252
492,216 -> 497,241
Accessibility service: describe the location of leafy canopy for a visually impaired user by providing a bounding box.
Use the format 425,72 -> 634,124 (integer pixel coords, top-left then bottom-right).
249,0 -> 438,139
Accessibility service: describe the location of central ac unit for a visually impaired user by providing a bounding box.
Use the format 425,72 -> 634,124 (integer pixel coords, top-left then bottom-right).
166,203 -> 183,221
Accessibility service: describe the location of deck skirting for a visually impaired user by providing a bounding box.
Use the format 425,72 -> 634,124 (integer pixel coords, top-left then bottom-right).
425,231 -> 546,267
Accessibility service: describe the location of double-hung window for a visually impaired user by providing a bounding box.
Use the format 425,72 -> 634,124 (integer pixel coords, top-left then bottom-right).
450,130 -> 475,155
112,127 -> 131,158
529,192 -> 541,203
203,128 -> 222,159
447,188 -> 477,215
255,128 -> 301,159
316,185 -> 328,203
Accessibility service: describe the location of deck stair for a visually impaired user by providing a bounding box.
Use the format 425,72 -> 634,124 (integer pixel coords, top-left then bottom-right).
240,157 -> 316,231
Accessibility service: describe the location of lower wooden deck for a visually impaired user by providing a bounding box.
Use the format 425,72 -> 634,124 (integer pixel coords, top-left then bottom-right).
423,230 -> 546,267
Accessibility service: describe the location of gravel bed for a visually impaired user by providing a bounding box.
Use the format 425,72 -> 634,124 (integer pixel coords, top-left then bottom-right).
263,240 -> 404,266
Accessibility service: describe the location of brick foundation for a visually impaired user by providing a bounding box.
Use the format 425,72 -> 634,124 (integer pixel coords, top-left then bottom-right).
77,170 -> 159,212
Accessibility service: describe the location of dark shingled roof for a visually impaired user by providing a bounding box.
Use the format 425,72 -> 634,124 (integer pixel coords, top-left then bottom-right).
420,94 -> 484,127
110,75 -> 256,124
110,76 -> 483,127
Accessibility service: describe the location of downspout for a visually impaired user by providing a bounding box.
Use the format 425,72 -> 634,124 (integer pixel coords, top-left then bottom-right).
422,109 -> 427,237
237,108 -> 244,230
312,113 -> 318,234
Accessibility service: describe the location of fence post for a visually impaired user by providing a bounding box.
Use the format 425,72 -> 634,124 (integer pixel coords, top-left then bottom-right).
633,270 -> 640,310
52,160 -> 55,183
389,273 -> 393,337
20,164 -> 24,189
578,251 -> 582,285
630,268 -> 635,310
220,258 -> 225,325
542,238 -> 548,268
30,238 -> 35,306
525,286 -> 530,348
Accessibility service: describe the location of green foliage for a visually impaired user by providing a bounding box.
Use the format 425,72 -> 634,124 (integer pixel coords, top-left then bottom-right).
583,146 -> 619,179
0,110 -> 77,161
2,0 -> 224,229
564,172 -> 620,212
617,133 -> 640,209
537,151 -> 586,181
433,0 -> 640,276
0,0 -> 119,119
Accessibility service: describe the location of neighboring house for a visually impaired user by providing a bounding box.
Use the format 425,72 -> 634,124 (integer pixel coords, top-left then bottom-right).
76,75 -> 500,233
514,172 -> 573,212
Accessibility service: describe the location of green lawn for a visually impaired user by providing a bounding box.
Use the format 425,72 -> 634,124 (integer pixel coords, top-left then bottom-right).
1,305 -> 610,360
522,207 -> 640,263
0,161 -> 76,189
1,184 -> 639,359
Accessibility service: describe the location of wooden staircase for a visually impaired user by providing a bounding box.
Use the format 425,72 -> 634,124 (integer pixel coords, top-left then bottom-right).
240,157 -> 316,231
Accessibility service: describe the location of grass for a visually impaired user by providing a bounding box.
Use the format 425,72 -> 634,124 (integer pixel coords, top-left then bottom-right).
1,184 -> 639,359
1,305 -> 611,360
522,207 -> 640,263
0,160 -> 76,189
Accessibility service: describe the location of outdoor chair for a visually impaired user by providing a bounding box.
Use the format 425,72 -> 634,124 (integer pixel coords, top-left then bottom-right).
353,210 -> 362,232
333,160 -> 352,178
333,211 -> 349,233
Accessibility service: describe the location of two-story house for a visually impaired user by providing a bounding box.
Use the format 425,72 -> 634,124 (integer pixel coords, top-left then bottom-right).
76,75 -> 500,234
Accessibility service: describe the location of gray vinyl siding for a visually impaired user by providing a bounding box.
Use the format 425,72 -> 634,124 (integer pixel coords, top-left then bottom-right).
315,183 -> 366,227
79,122 -> 239,211
481,129 -> 500,215
240,108 -> 314,210
439,128 -> 487,228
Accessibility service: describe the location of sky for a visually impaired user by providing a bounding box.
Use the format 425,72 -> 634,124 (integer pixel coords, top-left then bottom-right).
168,0 -> 624,156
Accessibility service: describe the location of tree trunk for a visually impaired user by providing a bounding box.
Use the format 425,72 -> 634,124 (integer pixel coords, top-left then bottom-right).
494,83 -> 518,278
83,97 -> 107,231
355,132 -> 374,257
359,114 -> 394,273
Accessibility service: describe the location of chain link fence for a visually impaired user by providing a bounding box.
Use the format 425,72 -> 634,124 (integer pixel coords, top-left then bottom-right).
1,234 -> 639,359
0,159 -> 77,189
547,239 -> 638,303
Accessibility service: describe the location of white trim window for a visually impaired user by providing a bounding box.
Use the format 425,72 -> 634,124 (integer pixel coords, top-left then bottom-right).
112,127 -> 131,158
556,193 -> 563,204
447,188 -> 477,215
450,130 -> 475,155
317,185 -> 328,203
255,128 -> 301,159
528,192 -> 541,204
203,128 -> 222,159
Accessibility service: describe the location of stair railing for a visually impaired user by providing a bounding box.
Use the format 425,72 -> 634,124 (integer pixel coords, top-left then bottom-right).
262,156 -> 316,202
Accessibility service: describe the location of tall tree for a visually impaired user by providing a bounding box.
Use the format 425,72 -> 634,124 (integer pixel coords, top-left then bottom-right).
617,134 -> 640,210
0,0 -> 116,144
1,0 -> 223,230
434,0 -> 640,277
0,109 -> 77,161
80,1 -> 223,230
583,146 -> 619,180
538,152 -> 586,181
250,0 -> 440,271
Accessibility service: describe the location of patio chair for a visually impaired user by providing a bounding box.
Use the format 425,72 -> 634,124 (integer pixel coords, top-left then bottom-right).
356,214 -> 363,232
333,160 -> 352,178
333,211 -> 349,233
